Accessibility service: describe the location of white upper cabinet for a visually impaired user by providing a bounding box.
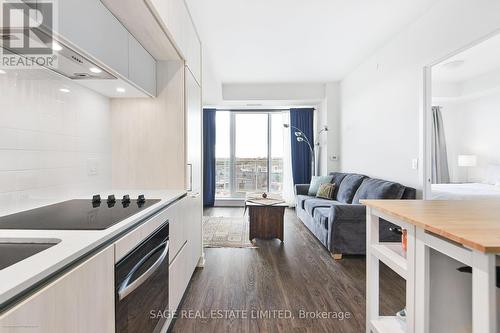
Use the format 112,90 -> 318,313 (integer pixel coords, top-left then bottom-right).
185,69 -> 202,193
185,14 -> 201,84
57,0 -> 129,77
51,0 -> 158,96
150,0 -> 201,84
128,35 -> 157,96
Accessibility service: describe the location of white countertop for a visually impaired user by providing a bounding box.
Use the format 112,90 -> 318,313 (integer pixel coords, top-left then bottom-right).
0,189 -> 186,309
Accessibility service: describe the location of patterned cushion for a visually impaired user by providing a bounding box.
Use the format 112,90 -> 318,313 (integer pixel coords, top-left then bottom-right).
316,183 -> 336,200
308,175 -> 334,196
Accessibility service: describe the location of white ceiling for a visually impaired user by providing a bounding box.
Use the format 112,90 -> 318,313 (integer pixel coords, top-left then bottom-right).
433,32 -> 500,83
186,0 -> 436,83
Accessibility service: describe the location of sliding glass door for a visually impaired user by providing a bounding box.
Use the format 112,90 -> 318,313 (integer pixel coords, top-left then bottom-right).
270,113 -> 284,193
234,113 -> 268,198
215,111 -> 285,200
215,111 -> 231,198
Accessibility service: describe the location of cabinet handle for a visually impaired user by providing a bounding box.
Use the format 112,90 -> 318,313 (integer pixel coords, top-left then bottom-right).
118,240 -> 169,300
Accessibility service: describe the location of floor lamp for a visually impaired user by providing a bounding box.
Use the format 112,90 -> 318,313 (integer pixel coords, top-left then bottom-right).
284,124 -> 322,177
315,126 -> 329,175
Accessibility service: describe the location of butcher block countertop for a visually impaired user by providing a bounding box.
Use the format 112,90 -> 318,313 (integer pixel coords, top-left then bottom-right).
361,200 -> 500,253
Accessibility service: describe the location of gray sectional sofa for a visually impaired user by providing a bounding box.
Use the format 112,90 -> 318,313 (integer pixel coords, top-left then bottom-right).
295,172 -> 416,258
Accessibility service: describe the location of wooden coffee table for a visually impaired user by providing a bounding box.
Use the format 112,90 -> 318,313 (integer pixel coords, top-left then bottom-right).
246,201 -> 287,242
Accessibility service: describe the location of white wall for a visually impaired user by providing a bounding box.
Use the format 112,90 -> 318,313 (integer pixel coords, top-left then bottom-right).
434,68 -> 500,100
222,83 -> 325,101
325,83 -> 341,173
213,82 -> 341,176
461,67 -> 500,97
434,66 -> 500,183
0,69 -> 111,213
202,49 -> 223,105
440,91 -> 500,182
316,98 -> 328,176
339,0 -> 500,190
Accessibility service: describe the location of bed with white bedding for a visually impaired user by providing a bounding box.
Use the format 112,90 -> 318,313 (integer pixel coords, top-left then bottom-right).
431,183 -> 500,200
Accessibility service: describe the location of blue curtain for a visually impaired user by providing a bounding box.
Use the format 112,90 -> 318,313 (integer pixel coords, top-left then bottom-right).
203,109 -> 216,207
290,108 -> 314,185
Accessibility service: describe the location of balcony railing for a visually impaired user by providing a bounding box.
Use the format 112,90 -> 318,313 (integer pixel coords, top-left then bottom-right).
216,158 -> 283,198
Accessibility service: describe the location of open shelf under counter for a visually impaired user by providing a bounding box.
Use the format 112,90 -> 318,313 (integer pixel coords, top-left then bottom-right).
364,200 -> 500,333
370,316 -> 407,333
371,242 -> 407,279
366,204 -> 416,333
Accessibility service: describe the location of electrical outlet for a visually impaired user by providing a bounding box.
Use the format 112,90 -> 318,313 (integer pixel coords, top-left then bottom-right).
330,155 -> 339,161
411,158 -> 419,170
87,158 -> 99,176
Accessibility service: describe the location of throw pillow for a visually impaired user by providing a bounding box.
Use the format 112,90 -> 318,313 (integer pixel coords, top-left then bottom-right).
308,175 -> 334,196
316,183 -> 336,200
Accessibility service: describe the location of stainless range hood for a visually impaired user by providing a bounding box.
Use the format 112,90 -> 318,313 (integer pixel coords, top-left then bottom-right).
50,41 -> 116,80
0,29 -> 116,80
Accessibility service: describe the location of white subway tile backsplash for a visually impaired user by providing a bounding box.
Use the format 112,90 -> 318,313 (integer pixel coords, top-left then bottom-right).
0,172 -> 16,193
0,128 -> 19,149
0,151 -> 18,171
12,151 -> 44,170
15,170 -> 40,191
0,68 -> 111,206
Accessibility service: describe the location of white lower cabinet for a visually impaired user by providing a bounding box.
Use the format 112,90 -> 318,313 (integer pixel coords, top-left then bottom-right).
0,246 -> 115,333
185,193 -> 203,272
161,194 -> 202,331
169,242 -> 188,316
114,206 -> 170,263
167,197 -> 189,263
0,195 -> 202,333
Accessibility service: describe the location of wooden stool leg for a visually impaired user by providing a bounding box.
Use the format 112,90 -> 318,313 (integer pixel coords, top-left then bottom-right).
331,253 -> 343,260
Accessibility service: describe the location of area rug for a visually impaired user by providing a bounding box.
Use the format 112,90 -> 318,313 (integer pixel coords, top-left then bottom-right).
203,216 -> 257,248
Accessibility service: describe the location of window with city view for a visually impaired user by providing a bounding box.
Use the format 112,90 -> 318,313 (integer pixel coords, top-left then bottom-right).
215,111 -> 285,199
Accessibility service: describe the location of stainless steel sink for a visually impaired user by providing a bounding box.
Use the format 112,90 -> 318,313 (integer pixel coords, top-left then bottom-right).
0,239 -> 60,270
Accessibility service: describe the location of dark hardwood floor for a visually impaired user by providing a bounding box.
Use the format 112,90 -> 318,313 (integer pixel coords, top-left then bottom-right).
171,208 -> 405,333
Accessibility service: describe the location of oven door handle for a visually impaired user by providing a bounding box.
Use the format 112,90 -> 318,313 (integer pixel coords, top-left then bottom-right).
118,239 -> 169,301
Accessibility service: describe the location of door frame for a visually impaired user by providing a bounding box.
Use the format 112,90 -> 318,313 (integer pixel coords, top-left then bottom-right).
421,29 -> 500,199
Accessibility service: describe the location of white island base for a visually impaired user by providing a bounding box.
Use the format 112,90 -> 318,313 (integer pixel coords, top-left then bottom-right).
363,200 -> 499,333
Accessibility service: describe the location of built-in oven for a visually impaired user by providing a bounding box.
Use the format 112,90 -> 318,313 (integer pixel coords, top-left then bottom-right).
115,221 -> 169,333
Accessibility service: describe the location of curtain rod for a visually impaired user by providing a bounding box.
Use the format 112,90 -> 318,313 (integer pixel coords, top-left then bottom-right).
214,108 -> 316,112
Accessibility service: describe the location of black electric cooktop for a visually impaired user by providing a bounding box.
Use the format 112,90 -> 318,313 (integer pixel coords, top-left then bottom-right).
0,195 -> 160,230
